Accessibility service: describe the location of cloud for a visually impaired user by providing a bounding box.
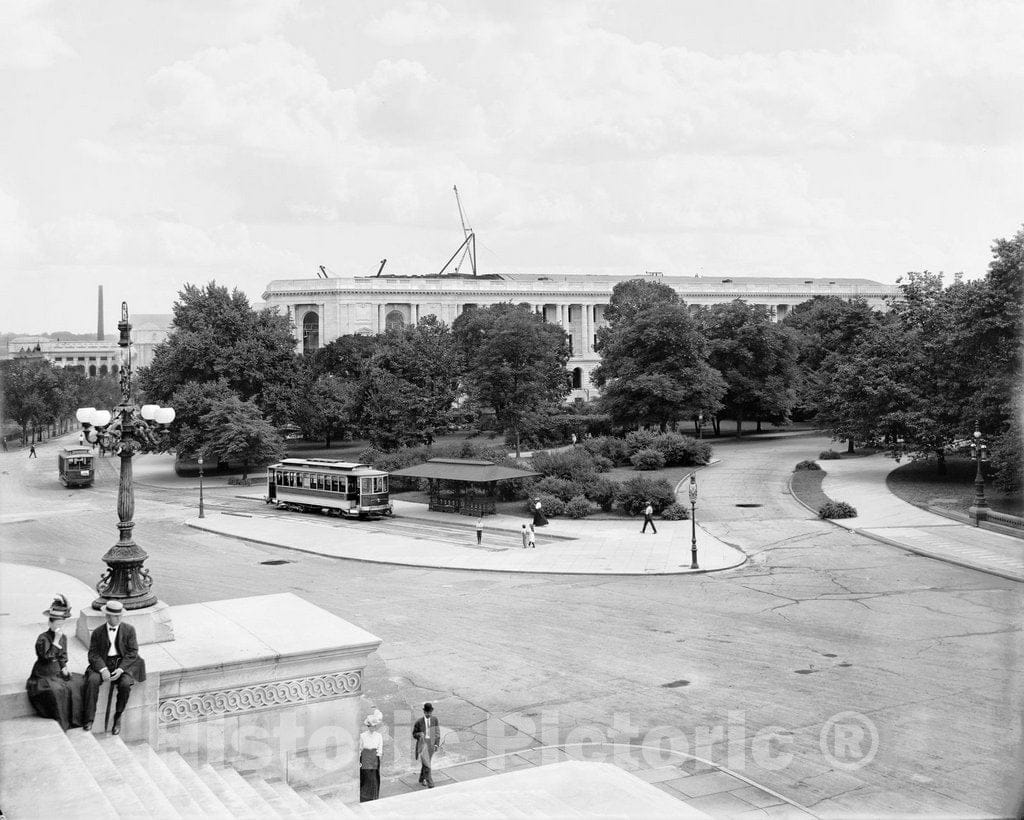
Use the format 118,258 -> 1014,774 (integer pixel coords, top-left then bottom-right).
0,0 -> 75,69
363,1 -> 510,45
143,38 -> 354,163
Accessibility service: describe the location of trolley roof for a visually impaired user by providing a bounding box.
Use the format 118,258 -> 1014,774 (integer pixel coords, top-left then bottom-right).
60,446 -> 93,456
271,458 -> 385,474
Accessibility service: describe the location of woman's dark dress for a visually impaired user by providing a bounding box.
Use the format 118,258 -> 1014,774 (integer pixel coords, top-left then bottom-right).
532,503 -> 549,527
26,630 -> 84,730
359,747 -> 381,801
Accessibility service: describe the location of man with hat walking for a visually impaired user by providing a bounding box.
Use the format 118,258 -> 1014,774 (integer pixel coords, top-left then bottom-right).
413,702 -> 440,788
82,600 -> 147,735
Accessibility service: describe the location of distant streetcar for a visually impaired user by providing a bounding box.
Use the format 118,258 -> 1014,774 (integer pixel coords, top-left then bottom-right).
266,458 -> 393,518
58,446 -> 95,488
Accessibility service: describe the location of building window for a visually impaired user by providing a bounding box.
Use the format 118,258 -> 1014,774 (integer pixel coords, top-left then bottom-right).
302,311 -> 319,355
385,310 -> 405,332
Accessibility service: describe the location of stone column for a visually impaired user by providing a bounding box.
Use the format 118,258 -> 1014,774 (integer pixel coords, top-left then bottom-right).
377,305 -> 386,333
583,304 -> 592,355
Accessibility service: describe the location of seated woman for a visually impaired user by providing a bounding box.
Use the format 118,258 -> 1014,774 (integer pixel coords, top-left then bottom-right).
26,595 -> 84,731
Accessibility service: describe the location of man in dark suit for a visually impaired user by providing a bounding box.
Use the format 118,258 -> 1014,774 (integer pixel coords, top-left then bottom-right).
82,600 -> 146,735
413,702 -> 440,788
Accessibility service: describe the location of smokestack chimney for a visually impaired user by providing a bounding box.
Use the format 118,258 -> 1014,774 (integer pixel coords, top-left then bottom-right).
97,286 -> 104,340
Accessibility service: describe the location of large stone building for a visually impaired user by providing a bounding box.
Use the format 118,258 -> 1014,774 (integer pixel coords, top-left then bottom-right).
263,273 -> 897,398
5,315 -> 173,375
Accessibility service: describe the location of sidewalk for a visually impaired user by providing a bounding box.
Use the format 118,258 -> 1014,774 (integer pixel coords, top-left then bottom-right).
187,498 -> 748,576
820,455 -> 1024,583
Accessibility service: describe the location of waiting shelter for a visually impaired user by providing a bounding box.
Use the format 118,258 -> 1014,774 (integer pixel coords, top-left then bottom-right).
389,458 -> 541,516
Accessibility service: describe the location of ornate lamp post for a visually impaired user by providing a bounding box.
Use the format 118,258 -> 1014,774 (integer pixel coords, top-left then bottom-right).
197,455 -> 206,519
969,423 -> 989,522
76,302 -> 175,611
688,474 -> 699,569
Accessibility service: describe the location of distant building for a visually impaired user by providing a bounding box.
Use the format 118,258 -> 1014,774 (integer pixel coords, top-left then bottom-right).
5,314 -> 173,376
264,272 -> 897,398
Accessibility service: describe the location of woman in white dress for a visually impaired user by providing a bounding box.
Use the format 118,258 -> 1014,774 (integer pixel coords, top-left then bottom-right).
359,709 -> 384,801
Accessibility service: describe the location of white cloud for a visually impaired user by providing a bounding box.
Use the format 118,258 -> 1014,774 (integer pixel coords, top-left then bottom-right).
0,0 -> 75,69
144,38 -> 354,163
363,1 -> 510,46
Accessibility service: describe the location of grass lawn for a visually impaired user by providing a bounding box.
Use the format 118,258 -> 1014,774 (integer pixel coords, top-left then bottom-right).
886,456 -> 1024,517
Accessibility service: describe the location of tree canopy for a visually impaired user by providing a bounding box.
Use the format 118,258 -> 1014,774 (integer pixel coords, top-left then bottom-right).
139,282 -> 297,414
701,300 -> 799,435
593,280 -> 725,430
452,303 -> 569,455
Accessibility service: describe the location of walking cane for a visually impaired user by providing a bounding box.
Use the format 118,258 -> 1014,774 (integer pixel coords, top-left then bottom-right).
103,679 -> 115,733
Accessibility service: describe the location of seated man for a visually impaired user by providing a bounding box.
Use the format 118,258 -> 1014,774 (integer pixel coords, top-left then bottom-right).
82,600 -> 146,735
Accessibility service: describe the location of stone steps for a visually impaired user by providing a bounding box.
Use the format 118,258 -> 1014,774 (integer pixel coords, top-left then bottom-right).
0,716 -> 355,818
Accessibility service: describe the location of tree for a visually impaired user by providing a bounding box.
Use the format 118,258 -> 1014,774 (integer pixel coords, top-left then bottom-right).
453,303 -> 570,456
199,396 -> 285,481
593,282 -> 725,431
139,282 -> 299,416
168,379 -> 238,458
701,300 -> 799,436
782,296 -> 883,427
0,359 -> 61,443
360,316 -> 461,449
290,371 -> 358,448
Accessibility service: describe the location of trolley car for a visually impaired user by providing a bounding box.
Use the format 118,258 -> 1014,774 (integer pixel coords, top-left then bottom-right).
58,446 -> 95,488
266,458 -> 392,518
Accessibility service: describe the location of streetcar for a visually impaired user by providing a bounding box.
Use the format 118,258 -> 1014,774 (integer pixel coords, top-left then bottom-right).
58,446 -> 95,488
266,458 -> 392,518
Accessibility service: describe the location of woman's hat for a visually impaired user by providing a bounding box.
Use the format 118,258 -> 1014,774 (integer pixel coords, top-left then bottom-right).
43,594 -> 71,620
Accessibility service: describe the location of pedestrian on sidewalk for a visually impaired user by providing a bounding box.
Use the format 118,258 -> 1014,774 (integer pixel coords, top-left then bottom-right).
413,703 -> 440,788
28,444 -> 37,458
521,524 -> 529,549
359,710 -> 384,802
475,515 -> 484,545
528,523 -> 536,549
641,501 -> 657,534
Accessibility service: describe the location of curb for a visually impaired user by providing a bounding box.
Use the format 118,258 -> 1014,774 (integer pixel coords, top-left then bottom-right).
847,527 -> 1024,584
184,519 -> 749,577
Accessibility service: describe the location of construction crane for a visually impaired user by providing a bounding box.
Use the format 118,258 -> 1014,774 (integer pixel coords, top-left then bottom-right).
437,185 -> 477,276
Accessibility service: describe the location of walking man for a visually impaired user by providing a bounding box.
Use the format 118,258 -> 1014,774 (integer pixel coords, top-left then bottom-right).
413,702 -> 440,788
475,516 -> 484,545
82,600 -> 146,735
521,524 -> 529,549
641,501 -> 657,534
528,523 -> 537,549
28,443 -> 37,458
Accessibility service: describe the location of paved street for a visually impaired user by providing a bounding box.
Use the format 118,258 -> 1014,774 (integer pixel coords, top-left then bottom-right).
1,434 -> 1022,817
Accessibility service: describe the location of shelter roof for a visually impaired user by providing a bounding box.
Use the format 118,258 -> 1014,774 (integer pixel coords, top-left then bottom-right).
389,458 -> 541,483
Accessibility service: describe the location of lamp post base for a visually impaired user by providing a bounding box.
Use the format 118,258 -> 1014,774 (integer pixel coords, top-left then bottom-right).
76,599 -> 175,645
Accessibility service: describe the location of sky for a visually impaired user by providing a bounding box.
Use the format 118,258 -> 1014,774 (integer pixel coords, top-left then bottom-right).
2,0 -> 1022,333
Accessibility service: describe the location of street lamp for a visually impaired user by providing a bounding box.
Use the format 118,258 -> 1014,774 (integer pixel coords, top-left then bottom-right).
76,302 -> 175,611
688,474 -> 699,569
197,455 -> 205,519
697,412 -> 704,440
969,423 -> 989,521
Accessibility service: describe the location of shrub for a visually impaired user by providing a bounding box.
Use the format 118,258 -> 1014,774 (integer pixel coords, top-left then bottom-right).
818,501 -> 857,519
625,430 -> 658,455
530,449 -> 601,481
630,448 -> 666,471
586,476 -> 620,511
618,476 -> 676,515
795,460 -> 822,471
660,502 -> 690,520
358,447 -> 385,467
525,493 -> 566,517
652,432 -> 712,466
819,450 -> 841,460
581,436 -> 630,466
590,454 -> 614,473
534,476 -> 586,503
564,495 -> 595,519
